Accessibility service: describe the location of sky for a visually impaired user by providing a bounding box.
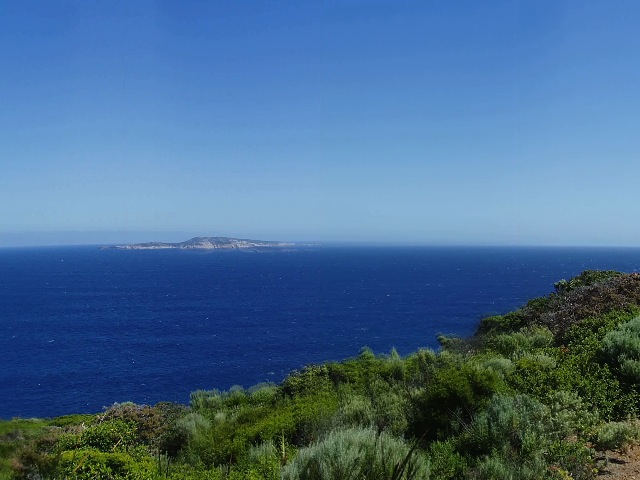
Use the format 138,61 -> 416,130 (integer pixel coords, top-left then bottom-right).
1,1 -> 640,247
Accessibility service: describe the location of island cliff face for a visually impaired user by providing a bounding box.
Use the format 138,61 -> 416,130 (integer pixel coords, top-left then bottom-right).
103,236 -> 294,250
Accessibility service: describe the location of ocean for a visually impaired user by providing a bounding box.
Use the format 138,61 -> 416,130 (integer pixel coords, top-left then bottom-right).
2,245 -> 640,419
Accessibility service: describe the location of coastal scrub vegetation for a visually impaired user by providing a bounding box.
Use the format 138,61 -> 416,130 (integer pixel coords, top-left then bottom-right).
3,271 -> 640,479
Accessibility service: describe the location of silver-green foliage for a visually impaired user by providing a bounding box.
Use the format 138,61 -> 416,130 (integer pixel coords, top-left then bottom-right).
281,427 -> 430,480
592,420 -> 640,451
240,441 -> 282,480
480,356 -> 515,378
485,327 -> 554,359
472,454 -> 548,480
334,394 -> 375,428
176,412 -> 211,439
190,385 -> 248,413
547,390 -> 599,435
462,394 -> 593,480
517,352 -> 557,369
463,394 -> 550,457
334,378 -> 408,436
602,315 -> 640,382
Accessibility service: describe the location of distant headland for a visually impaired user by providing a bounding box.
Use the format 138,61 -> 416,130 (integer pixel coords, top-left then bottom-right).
101,236 -> 295,250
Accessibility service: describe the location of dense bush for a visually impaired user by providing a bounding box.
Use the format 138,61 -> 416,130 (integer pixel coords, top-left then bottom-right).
484,327 -> 554,358
592,421 -> 640,452
99,401 -> 188,456
281,427 -> 429,480
408,361 -> 506,441
477,271 -> 640,336
334,377 -> 409,436
281,365 -> 334,397
554,270 -> 622,295
501,310 -> 640,420
459,394 -> 595,480
427,439 -> 467,479
54,449 -> 156,479
602,315 -> 640,383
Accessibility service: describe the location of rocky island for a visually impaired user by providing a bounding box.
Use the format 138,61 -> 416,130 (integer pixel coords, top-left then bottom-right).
102,236 -> 294,250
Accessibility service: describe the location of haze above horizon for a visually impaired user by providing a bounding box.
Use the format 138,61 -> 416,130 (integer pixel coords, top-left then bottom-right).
2,1 -> 640,248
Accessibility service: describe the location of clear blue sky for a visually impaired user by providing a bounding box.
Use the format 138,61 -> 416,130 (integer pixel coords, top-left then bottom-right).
2,1 -> 639,246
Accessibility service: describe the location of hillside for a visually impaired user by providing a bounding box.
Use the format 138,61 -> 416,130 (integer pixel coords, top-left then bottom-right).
3,270 -> 640,479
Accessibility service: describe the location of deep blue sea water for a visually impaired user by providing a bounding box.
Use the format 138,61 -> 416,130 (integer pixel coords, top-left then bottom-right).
2,245 -> 640,419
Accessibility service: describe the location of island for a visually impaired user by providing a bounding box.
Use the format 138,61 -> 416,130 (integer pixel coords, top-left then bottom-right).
102,236 -> 295,250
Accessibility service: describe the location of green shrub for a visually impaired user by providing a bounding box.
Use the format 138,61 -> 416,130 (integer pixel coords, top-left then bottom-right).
460,394 -> 550,457
477,311 -> 529,335
181,414 -> 242,468
461,394 -> 595,480
319,347 -> 413,390
408,361 -> 506,441
554,270 -> 622,295
368,381 -> 409,436
334,378 -> 409,436
232,441 -> 283,480
545,440 -> 595,480
428,439 -> 466,479
191,386 -> 250,413
0,418 -> 54,479
166,465 -> 223,479
12,443 -> 60,479
281,365 -> 333,397
546,390 -> 599,436
244,390 -> 338,445
470,453 -> 548,480
480,356 -> 515,377
237,402 -> 297,445
247,440 -> 284,466
476,296 -> 556,335
54,449 -> 156,479
49,414 -> 95,428
436,335 -> 465,352
79,420 -> 137,453
247,383 -> 279,405
484,327 -> 554,358
592,421 -> 640,451
99,402 -> 188,455
173,412 -> 211,461
506,322 -> 632,420
281,427 -> 429,480
182,386 -> 339,469
384,347 -> 406,382
404,348 -> 438,386
603,315 -> 640,383
176,412 -> 211,439
560,310 -> 637,348
478,272 -> 640,337
334,393 -> 375,429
